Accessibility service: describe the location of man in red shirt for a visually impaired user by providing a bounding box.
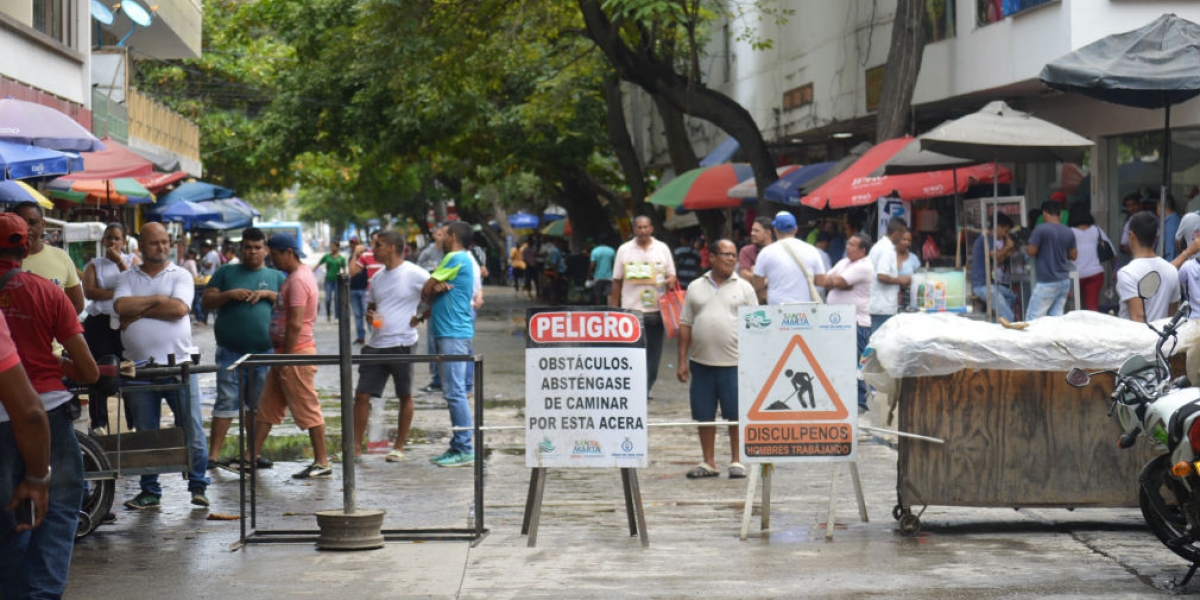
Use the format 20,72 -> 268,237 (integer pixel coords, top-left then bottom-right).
349,230 -> 383,344
0,212 -> 98,599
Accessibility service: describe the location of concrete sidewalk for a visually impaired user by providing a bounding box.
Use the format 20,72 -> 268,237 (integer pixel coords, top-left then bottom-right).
65,285 -> 1195,599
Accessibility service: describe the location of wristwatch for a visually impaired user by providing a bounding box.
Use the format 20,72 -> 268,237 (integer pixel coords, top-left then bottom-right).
25,467 -> 51,486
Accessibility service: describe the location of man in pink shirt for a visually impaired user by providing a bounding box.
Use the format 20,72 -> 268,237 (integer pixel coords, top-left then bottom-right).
246,234 -> 330,480
610,215 -> 676,396
817,232 -> 874,413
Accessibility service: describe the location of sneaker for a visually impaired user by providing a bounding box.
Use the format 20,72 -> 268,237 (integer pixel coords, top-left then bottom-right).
191,491 -> 210,507
418,383 -> 442,394
428,450 -> 454,464
124,491 -> 161,510
385,449 -> 406,462
292,463 -> 333,479
431,451 -> 475,468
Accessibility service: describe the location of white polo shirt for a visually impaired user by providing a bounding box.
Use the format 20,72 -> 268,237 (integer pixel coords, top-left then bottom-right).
114,262 -> 195,364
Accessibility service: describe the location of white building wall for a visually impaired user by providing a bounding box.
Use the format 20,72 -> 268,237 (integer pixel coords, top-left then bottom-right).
0,0 -> 92,106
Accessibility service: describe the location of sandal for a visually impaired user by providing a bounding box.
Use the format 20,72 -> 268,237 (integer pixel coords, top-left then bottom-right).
728,462 -> 747,479
386,449 -> 406,462
686,463 -> 719,479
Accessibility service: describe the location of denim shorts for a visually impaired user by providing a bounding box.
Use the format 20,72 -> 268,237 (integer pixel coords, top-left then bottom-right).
356,344 -> 416,398
213,346 -> 271,418
688,361 -> 738,421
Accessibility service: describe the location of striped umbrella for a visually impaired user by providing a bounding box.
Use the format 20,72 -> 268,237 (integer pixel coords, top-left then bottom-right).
0,180 -> 53,208
46,177 -> 154,205
647,163 -> 753,210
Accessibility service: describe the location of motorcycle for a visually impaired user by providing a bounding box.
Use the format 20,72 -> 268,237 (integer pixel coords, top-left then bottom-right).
1067,271 -> 1200,578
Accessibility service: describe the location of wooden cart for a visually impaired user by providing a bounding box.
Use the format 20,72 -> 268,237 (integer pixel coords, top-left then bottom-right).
893,366 -> 1162,534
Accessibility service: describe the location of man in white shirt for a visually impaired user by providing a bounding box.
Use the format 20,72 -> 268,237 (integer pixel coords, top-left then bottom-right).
752,211 -> 826,305
611,215 -> 676,396
352,230 -> 430,462
1118,211 -> 1180,322
868,218 -> 910,334
114,222 -> 209,510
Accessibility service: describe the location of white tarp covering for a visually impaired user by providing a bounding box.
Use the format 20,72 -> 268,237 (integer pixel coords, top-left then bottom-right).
863,311 -> 1197,395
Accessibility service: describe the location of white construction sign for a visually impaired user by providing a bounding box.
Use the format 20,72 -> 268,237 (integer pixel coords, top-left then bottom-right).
525,308 -> 647,468
738,304 -> 857,462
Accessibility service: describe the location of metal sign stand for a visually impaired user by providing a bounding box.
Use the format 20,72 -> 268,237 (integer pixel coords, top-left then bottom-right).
521,466 -> 648,548
738,461 -> 868,540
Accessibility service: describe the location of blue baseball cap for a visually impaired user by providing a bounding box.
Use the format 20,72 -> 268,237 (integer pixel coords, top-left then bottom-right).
773,211 -> 797,232
268,233 -> 306,258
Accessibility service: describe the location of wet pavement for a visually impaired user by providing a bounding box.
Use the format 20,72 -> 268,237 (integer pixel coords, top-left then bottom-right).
65,286 -> 1200,598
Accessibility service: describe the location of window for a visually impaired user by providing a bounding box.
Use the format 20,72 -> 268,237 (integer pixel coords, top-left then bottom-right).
925,0 -> 956,42
32,0 -> 73,47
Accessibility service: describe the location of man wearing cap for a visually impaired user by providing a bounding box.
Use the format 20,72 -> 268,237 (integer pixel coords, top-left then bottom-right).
752,211 -> 826,305
201,227 -> 285,472
1026,200 -> 1079,319
246,233 -> 331,479
1036,192 -> 1071,228
611,215 -> 676,396
868,217 -> 910,333
115,222 -> 210,510
0,211 -> 97,599
13,201 -> 84,315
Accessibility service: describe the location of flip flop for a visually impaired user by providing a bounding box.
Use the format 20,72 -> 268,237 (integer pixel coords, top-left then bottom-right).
686,463 -> 719,479
728,462 -> 747,479
386,449 -> 406,462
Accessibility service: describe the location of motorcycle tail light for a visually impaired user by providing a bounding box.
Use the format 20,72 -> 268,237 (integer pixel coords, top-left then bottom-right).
1190,419 -> 1200,454
1174,461 -> 1193,477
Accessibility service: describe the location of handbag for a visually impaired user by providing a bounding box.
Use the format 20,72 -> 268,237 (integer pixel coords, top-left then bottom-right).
1096,227 -> 1116,263
657,280 -> 686,338
780,241 -> 824,303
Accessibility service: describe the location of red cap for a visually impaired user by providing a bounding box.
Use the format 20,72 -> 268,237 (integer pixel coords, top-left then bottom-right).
0,213 -> 27,251
1050,191 -> 1067,203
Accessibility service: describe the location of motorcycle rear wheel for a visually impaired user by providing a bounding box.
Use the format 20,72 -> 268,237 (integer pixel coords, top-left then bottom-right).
1139,455 -> 1200,563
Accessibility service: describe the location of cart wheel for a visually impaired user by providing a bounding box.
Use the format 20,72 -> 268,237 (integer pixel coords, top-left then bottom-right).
898,514 -> 921,536
76,430 -> 114,540
892,504 -> 909,521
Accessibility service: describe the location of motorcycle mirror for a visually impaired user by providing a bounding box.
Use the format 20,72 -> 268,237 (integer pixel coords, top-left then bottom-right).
1066,367 -> 1091,388
1137,271 -> 1161,300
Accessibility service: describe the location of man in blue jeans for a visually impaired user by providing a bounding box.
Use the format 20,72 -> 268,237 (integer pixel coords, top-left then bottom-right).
970,213 -> 1019,322
421,221 -> 477,468
0,211 -> 98,599
1026,201 -> 1078,319
202,227 -> 285,471
115,222 -> 211,509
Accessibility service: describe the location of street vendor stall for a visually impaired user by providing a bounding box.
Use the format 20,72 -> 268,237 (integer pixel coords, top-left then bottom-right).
863,311 -> 1191,534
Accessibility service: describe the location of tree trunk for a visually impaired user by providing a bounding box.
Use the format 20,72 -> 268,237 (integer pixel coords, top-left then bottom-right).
555,166 -> 621,248
875,0 -> 926,141
578,0 -> 778,196
603,75 -> 648,205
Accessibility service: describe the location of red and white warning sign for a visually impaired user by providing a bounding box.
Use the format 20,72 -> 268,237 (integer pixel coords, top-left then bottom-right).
738,304 -> 857,462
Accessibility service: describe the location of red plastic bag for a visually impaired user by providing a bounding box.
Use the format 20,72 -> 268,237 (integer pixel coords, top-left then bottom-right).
658,281 -> 686,338
921,235 -> 941,261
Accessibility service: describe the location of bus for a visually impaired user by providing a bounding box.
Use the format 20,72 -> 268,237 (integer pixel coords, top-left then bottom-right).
250,221 -> 305,253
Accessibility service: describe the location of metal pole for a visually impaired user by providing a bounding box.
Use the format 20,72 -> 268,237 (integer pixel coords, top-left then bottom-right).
337,272 -> 355,514
1160,100 -> 1171,255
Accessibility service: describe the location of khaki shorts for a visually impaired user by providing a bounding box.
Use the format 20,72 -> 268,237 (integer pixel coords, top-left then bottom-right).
256,346 -> 323,430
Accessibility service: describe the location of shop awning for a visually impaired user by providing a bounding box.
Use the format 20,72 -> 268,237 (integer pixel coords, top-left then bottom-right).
726,165 -> 804,199
800,137 -> 1013,210
762,161 -> 837,204
55,136 -> 188,195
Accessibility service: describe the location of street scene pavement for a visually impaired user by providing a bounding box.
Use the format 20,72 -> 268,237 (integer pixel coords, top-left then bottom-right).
65,286 -> 1200,599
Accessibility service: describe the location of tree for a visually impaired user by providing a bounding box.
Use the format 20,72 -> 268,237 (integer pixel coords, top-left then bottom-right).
875,0 -> 927,141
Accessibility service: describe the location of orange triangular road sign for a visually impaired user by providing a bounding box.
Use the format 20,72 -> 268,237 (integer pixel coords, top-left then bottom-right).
746,335 -> 849,421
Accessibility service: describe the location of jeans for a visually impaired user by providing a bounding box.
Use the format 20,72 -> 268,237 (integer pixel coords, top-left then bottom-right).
856,324 -> 870,410
643,313 -> 664,393
0,405 -> 82,600
124,375 -> 210,495
973,284 -> 1017,322
426,322 -> 440,387
436,337 -> 474,455
192,288 -> 207,324
1026,279 -> 1071,319
213,346 -> 270,418
324,280 -> 340,318
869,313 -> 892,337
350,288 -> 367,340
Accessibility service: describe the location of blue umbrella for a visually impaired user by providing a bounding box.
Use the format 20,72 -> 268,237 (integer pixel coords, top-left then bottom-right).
194,197 -> 261,230
762,161 -> 838,204
149,200 -> 220,227
508,212 -> 540,229
0,140 -> 82,180
158,181 -> 234,206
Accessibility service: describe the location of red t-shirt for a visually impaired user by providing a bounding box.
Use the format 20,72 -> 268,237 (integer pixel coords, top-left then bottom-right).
0,260 -> 83,393
356,251 -> 383,281
0,316 -> 19,374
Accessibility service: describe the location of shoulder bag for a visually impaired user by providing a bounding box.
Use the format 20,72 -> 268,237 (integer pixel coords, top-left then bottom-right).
779,241 -> 824,303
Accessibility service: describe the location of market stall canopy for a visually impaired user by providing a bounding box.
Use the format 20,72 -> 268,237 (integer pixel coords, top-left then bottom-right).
1039,14 -> 1200,109
126,144 -> 181,172
0,98 -> 105,152
508,212 -> 540,229
58,136 -> 154,179
0,140 -> 82,180
46,177 -> 154,205
150,200 -> 220,227
194,197 -> 261,230
158,181 -> 234,206
807,161 -> 1012,210
876,130 -> 989,176
0,180 -> 53,208
918,101 -> 1094,164
762,161 -> 838,204
727,165 -> 803,199
699,136 -> 740,167
800,138 -> 913,209
647,163 -> 753,210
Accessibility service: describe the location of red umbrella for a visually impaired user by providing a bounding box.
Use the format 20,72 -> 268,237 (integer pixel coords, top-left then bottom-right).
800,138 -> 1011,209
647,163 -> 754,210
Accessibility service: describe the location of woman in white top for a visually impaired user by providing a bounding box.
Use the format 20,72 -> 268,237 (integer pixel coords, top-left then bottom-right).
1069,208 -> 1114,312
81,222 -> 139,431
